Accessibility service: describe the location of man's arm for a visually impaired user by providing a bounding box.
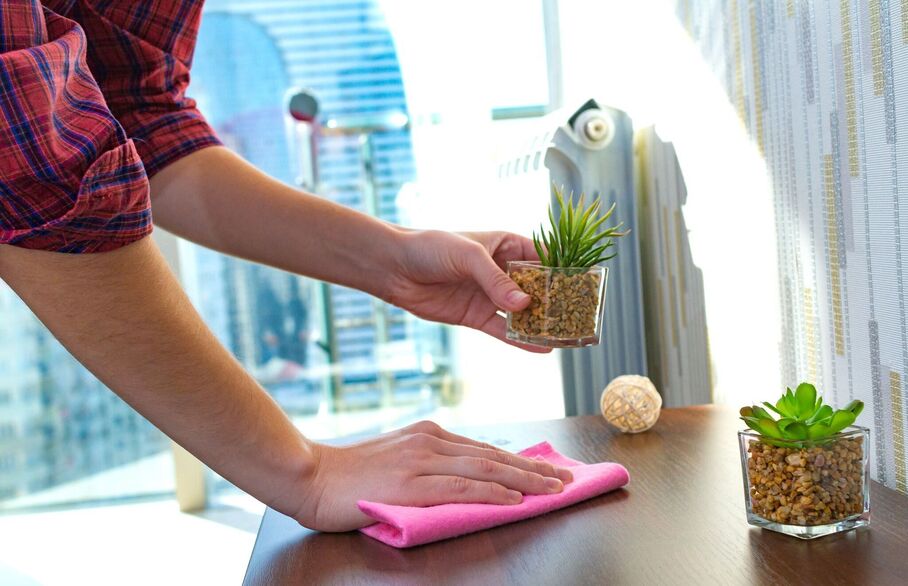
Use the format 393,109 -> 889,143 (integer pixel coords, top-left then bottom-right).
149,146 -> 544,349
0,238 -> 569,530
0,238 -> 315,516
149,146 -> 405,302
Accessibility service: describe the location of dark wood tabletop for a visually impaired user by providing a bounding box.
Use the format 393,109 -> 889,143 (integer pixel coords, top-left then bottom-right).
243,406 -> 908,585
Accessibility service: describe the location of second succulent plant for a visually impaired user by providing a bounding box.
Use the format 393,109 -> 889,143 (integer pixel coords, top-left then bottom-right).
740,382 -> 864,443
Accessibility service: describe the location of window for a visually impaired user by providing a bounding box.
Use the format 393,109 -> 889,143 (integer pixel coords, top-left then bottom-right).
0,0 -> 566,513
0,287 -> 173,511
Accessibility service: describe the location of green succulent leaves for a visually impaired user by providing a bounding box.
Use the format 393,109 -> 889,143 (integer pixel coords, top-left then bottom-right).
532,184 -> 630,269
740,382 -> 864,443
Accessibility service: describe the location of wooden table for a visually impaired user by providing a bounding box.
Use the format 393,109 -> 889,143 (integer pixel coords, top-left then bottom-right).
243,406 -> 908,585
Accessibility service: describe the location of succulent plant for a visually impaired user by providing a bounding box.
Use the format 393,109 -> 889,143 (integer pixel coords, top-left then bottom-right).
740,382 -> 864,444
532,184 -> 629,269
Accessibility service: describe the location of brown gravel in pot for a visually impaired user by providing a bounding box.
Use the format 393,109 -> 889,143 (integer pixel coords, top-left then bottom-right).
510,269 -> 600,339
746,436 -> 864,526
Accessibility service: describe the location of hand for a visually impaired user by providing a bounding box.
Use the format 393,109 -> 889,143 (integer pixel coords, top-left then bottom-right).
294,420 -> 574,531
387,230 -> 547,352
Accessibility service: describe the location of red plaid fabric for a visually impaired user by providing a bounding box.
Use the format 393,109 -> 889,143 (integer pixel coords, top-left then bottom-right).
0,1 -> 220,253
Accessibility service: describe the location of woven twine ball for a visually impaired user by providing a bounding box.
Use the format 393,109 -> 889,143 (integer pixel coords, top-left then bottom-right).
600,375 -> 662,433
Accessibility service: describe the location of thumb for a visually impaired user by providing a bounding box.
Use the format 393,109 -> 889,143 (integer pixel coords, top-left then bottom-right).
469,249 -> 531,311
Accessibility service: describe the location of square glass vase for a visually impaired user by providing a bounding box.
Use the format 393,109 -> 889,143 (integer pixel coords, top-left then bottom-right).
738,426 -> 870,539
505,261 -> 607,348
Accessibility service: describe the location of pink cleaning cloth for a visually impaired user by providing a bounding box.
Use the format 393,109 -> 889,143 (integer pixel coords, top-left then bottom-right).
357,441 -> 629,548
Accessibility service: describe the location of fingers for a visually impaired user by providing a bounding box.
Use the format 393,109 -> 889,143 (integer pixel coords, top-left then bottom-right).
462,231 -> 540,265
466,244 -> 531,312
515,233 -> 541,263
424,455 -> 565,496
408,420 -> 508,453
433,437 -> 573,484
479,313 -> 552,354
455,236 -> 551,353
490,235 -> 538,270
412,475 -> 523,506
400,421 -> 573,482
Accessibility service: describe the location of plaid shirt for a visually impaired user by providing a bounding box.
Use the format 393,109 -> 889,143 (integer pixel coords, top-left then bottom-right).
0,0 -> 221,253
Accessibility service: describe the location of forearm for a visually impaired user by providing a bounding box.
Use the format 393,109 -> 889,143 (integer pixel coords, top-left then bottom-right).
0,238 -> 314,518
149,146 -> 405,301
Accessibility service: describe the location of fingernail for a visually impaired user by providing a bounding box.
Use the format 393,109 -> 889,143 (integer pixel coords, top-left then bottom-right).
556,467 -> 574,483
545,477 -> 564,493
508,490 -> 523,504
507,290 -> 530,305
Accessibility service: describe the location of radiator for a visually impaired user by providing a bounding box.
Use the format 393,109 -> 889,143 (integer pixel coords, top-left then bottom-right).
498,99 -> 712,413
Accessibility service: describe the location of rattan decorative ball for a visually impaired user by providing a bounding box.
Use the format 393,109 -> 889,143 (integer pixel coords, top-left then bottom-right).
600,375 -> 662,433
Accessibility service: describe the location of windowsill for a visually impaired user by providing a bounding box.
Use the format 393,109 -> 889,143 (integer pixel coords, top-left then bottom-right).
0,451 -> 175,513
491,104 -> 549,120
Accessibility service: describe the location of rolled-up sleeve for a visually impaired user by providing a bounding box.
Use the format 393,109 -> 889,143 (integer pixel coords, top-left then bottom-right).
0,2 -> 152,253
73,0 -> 222,178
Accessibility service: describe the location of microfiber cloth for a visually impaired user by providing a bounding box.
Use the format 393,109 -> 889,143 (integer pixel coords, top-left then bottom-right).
357,441 -> 629,548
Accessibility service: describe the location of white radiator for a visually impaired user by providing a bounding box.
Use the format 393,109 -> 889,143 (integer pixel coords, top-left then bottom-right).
498,99 -> 712,413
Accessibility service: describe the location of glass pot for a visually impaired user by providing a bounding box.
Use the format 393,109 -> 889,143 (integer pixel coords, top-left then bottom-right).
505,261 -> 607,348
738,426 -> 870,539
